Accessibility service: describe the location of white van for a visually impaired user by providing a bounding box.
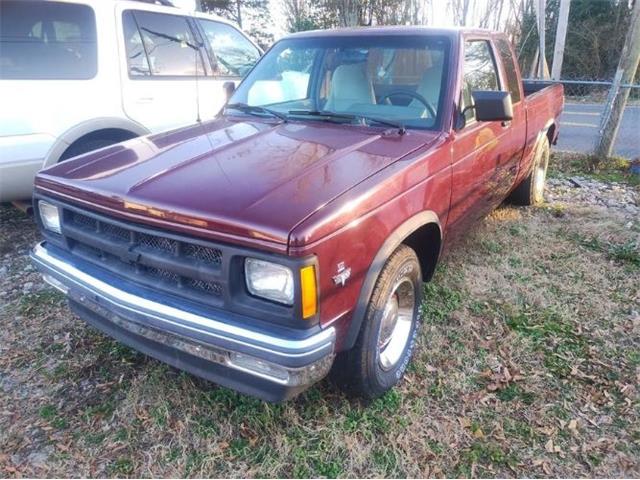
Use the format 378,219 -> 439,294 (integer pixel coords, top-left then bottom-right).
0,0 -> 262,202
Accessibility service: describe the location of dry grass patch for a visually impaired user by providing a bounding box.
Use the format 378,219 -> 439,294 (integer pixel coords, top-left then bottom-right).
0,169 -> 638,478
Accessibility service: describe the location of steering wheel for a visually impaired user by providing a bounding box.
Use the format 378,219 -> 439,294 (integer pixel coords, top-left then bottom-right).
380,91 -> 437,119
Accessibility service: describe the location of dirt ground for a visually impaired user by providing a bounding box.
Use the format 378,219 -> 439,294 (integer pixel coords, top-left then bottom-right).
0,155 -> 638,478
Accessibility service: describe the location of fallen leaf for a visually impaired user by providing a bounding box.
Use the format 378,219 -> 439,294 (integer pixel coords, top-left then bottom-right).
545,439 -> 554,453
458,417 -> 472,428
473,428 -> 484,439
568,419 -> 579,435
538,426 -> 555,436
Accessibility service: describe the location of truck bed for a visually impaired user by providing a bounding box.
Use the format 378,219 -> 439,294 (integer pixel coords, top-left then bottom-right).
523,80 -> 564,145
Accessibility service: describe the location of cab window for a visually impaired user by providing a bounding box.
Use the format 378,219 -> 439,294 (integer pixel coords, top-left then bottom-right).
496,37 -> 521,103
461,40 -> 500,123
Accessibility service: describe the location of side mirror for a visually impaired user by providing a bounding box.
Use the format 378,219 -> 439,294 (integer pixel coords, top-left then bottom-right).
223,81 -> 236,101
471,90 -> 513,122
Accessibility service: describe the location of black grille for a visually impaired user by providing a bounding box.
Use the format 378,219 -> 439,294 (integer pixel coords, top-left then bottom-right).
101,222 -> 130,242
64,210 -> 224,305
183,243 -> 222,264
138,232 -> 177,254
73,213 -> 97,231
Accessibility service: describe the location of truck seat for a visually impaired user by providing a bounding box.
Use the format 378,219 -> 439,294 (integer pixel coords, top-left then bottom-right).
410,57 -> 444,116
325,63 -> 375,112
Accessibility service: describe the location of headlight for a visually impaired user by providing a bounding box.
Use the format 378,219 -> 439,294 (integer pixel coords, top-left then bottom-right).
244,258 -> 294,305
38,201 -> 61,234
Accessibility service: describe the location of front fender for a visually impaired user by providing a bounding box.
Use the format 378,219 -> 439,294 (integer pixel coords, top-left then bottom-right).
342,210 -> 441,350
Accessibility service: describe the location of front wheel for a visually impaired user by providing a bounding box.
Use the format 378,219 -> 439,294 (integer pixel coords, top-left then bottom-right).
332,245 -> 422,399
508,136 -> 550,206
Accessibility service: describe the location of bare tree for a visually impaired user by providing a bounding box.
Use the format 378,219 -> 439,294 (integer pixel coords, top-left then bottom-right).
596,0 -> 640,159
448,0 -> 472,26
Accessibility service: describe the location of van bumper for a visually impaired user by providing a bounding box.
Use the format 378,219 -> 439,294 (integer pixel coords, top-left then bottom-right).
30,242 -> 335,402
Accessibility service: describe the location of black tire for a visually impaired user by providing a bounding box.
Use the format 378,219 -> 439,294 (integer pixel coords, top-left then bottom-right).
59,139 -> 117,162
508,135 -> 550,206
332,244 -> 422,399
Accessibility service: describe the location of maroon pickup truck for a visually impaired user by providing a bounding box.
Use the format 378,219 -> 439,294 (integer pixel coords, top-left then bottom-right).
30,27 -> 563,402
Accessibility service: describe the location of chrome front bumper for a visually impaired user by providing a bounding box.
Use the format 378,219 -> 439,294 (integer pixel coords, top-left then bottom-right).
31,242 -> 335,401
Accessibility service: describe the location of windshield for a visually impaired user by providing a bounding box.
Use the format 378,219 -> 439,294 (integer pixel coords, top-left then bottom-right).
228,35 -> 450,130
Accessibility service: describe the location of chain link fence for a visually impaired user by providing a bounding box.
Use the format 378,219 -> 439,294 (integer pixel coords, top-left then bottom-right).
524,78 -> 640,159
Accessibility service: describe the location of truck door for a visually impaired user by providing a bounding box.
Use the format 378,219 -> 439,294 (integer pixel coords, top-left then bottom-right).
118,8 -> 204,133
494,36 -> 526,190
448,38 -> 515,236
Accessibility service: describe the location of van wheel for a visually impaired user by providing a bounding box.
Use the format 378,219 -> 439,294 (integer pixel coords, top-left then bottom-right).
59,130 -> 138,162
59,139 -> 116,162
508,136 -> 550,206
332,245 -> 422,399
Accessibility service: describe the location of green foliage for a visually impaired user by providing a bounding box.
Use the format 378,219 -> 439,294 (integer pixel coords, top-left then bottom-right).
517,0 -> 635,81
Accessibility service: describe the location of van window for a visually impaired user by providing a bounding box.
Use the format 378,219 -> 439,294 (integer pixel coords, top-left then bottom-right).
461,40 -> 500,123
198,20 -> 260,77
129,11 -> 205,77
0,1 -> 97,80
122,11 -> 151,76
496,37 -> 521,103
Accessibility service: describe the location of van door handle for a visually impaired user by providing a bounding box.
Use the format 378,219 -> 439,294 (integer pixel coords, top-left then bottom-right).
136,96 -> 154,104
501,120 -> 511,128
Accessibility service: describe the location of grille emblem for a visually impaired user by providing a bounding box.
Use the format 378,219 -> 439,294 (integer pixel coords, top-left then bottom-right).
332,261 -> 351,287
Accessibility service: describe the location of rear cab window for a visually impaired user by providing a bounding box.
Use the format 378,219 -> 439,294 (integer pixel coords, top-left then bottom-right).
461,39 -> 501,124
495,37 -> 522,104
122,10 -> 206,77
0,1 -> 97,80
197,19 -> 260,77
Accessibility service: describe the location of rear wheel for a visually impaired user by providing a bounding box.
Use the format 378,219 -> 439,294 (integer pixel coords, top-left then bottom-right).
59,139 -> 114,162
59,130 -> 138,162
509,136 -> 550,206
332,245 -> 422,399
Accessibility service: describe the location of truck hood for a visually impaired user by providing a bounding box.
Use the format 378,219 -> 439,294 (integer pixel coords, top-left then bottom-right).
36,118 -> 438,249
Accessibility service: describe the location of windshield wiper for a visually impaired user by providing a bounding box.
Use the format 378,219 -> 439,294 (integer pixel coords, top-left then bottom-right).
289,110 -> 405,134
225,103 -> 288,121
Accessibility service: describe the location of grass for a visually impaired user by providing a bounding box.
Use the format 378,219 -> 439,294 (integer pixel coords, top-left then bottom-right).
0,156 -> 638,478
549,151 -> 640,186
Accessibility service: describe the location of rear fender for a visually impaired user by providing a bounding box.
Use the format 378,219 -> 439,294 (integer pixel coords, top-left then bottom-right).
43,117 -> 149,168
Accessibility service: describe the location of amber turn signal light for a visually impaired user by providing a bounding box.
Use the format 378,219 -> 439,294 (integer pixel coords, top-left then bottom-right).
300,265 -> 317,319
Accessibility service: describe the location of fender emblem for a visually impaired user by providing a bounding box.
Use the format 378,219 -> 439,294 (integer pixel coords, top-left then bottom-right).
332,261 -> 351,287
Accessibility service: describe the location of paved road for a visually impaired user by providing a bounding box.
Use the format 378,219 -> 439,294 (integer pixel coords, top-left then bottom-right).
556,103 -> 640,158
555,103 -> 639,158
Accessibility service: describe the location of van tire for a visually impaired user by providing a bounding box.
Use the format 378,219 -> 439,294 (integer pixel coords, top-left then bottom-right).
58,130 -> 138,162
331,245 -> 422,399
508,136 -> 550,206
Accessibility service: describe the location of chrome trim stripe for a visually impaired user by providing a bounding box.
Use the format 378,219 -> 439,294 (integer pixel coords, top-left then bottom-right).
31,242 -> 335,357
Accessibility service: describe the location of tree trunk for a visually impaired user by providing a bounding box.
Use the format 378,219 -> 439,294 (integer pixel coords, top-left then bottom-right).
550,0 -> 570,80
596,0 -> 640,159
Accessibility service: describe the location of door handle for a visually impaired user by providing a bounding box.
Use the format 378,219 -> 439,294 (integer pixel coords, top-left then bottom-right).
501,120 -> 511,128
136,96 -> 154,104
